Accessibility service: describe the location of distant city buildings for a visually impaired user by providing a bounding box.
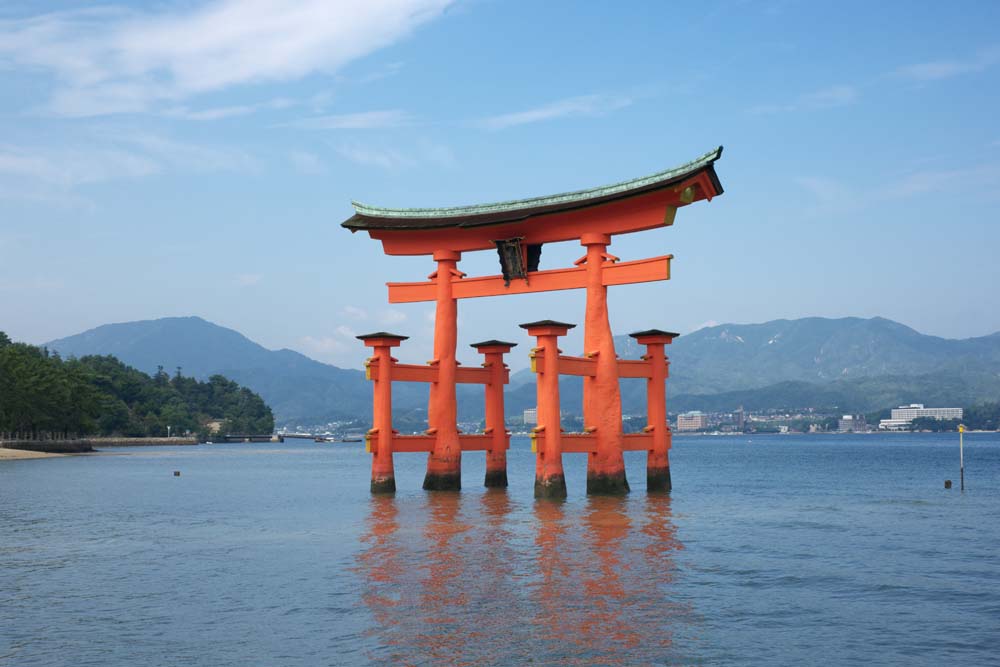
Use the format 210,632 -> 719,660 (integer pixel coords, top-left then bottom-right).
676,411 -> 708,431
523,407 -> 537,425
879,403 -> 963,430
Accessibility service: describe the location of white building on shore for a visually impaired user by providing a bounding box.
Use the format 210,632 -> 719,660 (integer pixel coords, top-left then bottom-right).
879,404 -> 963,430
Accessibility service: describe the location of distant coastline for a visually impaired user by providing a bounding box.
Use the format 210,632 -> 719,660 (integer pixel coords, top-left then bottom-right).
0,436 -> 200,456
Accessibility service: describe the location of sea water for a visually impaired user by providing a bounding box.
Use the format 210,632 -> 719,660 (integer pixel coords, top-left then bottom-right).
1,433 -> 998,666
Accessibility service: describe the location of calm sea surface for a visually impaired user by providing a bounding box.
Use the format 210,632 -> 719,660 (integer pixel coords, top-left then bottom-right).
2,433 -> 999,666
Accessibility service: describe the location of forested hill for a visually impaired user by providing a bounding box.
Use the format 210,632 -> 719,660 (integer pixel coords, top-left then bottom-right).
0,332 -> 273,439
46,316 -> 377,427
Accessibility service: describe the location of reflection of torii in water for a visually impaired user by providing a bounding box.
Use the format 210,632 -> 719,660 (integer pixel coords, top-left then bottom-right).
356,494 -> 688,664
345,148 -> 725,496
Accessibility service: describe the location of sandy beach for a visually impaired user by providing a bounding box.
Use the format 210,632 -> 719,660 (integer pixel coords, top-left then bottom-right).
0,448 -> 67,460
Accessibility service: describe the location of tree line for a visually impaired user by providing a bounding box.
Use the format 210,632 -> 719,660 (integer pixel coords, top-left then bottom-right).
0,331 -> 273,440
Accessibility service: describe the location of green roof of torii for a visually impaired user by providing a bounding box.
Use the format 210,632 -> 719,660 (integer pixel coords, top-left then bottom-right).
343,146 -> 723,231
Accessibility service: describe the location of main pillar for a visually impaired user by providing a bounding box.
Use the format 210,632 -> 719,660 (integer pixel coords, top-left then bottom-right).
580,233 -> 629,495
472,340 -> 516,488
521,320 -> 573,499
630,330 -> 677,493
358,332 -> 408,494
424,249 -> 463,491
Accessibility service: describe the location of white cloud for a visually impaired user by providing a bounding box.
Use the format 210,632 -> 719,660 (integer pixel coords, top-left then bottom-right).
342,305 -> 368,320
894,47 -> 1000,82
799,84 -> 857,109
749,84 -> 858,114
882,164 -> 1000,199
0,0 -> 454,116
298,334 -> 349,356
378,309 -> 407,325
356,61 -> 404,83
0,133 -> 255,187
335,324 -> 358,338
282,109 -> 411,130
332,139 -> 455,170
0,144 -> 159,186
479,94 -> 633,130
163,98 -> 293,121
119,132 -> 256,172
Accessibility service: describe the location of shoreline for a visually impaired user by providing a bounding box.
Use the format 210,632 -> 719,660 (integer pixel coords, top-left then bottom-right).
0,448 -> 71,460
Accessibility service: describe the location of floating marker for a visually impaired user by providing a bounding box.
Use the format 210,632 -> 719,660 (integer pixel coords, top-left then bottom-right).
173,471 -> 181,477
944,480 -> 952,489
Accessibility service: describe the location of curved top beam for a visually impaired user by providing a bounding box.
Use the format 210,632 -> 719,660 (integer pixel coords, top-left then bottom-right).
343,147 -> 723,232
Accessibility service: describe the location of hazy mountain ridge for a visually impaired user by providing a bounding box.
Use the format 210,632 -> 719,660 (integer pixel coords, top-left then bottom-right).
614,317 -> 1000,395
46,316 -> 1000,426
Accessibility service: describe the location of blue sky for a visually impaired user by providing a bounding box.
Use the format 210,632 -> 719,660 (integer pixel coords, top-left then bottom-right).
1,0 -> 998,370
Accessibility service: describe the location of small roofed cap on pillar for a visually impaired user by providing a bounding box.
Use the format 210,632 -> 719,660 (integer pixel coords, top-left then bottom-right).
628,329 -> 680,340
357,332 -> 409,341
470,340 -> 518,349
519,320 -> 577,330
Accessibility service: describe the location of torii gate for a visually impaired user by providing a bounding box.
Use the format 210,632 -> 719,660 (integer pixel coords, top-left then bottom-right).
343,147 -> 724,497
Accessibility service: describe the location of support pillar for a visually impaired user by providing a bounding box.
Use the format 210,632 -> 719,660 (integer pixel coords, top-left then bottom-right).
358,332 -> 408,494
580,233 -> 628,495
424,249 -> 463,491
630,330 -> 678,492
521,320 -> 574,499
472,340 -> 516,487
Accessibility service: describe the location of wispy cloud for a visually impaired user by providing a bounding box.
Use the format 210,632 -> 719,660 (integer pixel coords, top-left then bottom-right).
794,163 -> 1000,213
298,334 -> 350,359
479,94 -> 633,130
749,84 -> 858,114
282,109 -> 411,130
163,98 -> 293,121
0,1 -> 453,116
882,164 -> 1000,199
378,309 -> 407,325
355,61 -> 404,84
332,139 -> 456,170
894,47 -> 1000,82
0,133 -> 254,187
342,305 -> 369,320
335,324 -> 358,338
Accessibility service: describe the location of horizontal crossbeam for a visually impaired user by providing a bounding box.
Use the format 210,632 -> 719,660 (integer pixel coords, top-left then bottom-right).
388,255 -> 672,304
368,433 -> 506,454
530,351 -> 596,376
366,363 -> 507,385
527,353 -> 667,379
530,431 -> 654,453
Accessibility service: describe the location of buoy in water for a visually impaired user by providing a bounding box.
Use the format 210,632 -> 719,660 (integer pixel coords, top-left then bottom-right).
173,471 -> 181,477
944,479 -> 952,489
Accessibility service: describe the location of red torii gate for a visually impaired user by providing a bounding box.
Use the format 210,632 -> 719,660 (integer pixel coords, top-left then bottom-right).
343,147 -> 724,496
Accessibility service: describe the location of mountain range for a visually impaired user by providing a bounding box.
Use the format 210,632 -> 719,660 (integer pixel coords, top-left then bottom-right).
46,316 -> 1000,427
